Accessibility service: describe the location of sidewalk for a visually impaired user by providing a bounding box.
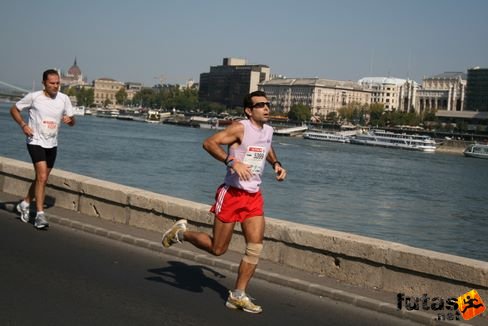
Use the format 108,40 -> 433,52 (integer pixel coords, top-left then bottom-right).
0,191 -> 481,326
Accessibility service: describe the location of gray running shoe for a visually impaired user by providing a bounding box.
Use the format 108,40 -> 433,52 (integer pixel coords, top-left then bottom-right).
16,203 -> 30,223
34,213 -> 49,229
161,219 -> 187,248
225,291 -> 262,314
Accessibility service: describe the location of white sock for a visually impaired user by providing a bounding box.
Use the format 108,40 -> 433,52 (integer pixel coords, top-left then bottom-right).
232,289 -> 245,298
36,211 -> 44,216
20,200 -> 29,208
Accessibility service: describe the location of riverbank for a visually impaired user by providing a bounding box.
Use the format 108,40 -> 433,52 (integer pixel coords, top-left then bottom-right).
435,139 -> 471,154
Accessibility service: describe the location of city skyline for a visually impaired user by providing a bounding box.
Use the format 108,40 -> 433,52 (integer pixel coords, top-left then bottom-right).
1,0 -> 487,89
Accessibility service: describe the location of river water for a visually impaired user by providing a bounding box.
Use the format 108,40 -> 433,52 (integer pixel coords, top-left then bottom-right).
1,103 -> 487,262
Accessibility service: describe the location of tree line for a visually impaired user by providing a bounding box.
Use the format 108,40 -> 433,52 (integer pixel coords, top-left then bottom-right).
65,84 -> 457,130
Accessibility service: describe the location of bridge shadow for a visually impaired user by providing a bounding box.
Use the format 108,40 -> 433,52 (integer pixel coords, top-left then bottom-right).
146,261 -> 229,300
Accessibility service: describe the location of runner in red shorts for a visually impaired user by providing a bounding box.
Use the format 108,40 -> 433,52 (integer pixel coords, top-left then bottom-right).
162,90 -> 287,313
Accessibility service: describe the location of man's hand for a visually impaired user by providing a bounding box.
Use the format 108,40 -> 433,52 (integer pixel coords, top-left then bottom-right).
231,161 -> 253,181
62,115 -> 75,126
21,125 -> 34,137
274,164 -> 287,181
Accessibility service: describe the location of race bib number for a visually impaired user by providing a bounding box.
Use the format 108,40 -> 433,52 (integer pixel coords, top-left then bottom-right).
41,119 -> 59,138
242,146 -> 266,174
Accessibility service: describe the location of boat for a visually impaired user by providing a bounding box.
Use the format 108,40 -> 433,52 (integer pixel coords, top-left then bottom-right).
303,131 -> 351,143
73,106 -> 85,116
463,143 -> 488,159
145,110 -> 162,123
273,125 -> 308,136
350,129 -> 436,152
95,108 -> 119,118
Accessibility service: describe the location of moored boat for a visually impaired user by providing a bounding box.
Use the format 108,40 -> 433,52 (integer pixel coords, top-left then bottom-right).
463,143 -> 488,159
303,131 -> 351,143
350,129 -> 436,152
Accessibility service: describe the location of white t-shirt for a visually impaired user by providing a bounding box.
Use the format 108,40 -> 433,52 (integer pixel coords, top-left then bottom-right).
16,90 -> 74,148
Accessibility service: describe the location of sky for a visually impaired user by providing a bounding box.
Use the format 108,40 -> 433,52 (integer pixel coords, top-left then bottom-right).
1,0 -> 487,90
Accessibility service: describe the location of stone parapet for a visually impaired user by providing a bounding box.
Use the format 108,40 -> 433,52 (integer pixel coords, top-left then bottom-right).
1,156 -> 486,300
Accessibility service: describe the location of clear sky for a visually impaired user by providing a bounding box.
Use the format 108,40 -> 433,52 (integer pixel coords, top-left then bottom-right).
1,0 -> 487,90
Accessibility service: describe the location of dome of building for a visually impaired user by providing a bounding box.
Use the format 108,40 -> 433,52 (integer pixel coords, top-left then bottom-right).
68,57 -> 82,76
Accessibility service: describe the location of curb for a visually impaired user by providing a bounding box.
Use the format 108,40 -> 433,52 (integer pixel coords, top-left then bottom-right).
47,213 -> 471,326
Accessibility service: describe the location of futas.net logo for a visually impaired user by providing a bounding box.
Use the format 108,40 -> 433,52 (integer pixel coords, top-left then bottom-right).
397,289 -> 486,321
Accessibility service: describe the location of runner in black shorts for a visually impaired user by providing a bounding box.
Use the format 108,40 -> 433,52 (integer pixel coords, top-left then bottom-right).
10,69 -> 75,229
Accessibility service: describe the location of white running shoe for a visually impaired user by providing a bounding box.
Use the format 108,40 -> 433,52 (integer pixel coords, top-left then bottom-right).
16,202 -> 30,223
161,219 -> 187,248
225,291 -> 263,314
34,213 -> 49,229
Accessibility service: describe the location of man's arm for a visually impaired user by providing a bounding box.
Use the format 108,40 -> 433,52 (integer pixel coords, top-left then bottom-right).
202,122 -> 243,162
202,122 -> 252,181
10,105 -> 33,137
266,146 -> 287,181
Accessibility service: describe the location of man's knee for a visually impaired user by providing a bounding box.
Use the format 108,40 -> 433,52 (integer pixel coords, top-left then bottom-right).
242,242 -> 263,265
211,246 -> 227,256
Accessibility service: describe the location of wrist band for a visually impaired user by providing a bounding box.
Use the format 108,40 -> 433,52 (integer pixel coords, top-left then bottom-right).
224,155 -> 235,165
226,159 -> 235,168
272,161 -> 282,169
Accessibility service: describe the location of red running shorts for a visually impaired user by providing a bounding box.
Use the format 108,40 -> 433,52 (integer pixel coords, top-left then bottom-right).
210,184 -> 264,223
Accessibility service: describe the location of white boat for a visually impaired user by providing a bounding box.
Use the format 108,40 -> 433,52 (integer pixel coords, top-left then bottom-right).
95,108 -> 119,118
350,129 -> 436,152
464,144 -> 488,159
303,131 -> 351,143
273,125 -> 308,136
145,110 -> 162,123
73,106 -> 85,116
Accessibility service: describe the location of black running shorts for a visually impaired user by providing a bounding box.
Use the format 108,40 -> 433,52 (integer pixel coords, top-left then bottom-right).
27,144 -> 58,168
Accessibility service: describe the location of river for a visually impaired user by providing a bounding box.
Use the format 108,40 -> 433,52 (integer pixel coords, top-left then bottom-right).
1,103 -> 487,262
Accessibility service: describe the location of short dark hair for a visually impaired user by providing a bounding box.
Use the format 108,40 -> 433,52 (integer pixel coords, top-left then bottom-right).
42,69 -> 59,81
243,90 -> 267,109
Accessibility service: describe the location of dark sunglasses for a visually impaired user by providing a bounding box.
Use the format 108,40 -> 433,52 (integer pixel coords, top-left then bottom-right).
251,102 -> 271,109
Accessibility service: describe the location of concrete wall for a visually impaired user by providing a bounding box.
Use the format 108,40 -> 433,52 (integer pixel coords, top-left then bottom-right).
1,156 -> 486,300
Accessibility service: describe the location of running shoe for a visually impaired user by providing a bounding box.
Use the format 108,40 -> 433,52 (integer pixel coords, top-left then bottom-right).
225,291 -> 263,314
34,213 -> 49,229
16,202 -> 30,223
161,219 -> 187,248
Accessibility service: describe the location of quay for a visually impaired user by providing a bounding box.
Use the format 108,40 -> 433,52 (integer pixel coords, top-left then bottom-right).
1,156 -> 487,324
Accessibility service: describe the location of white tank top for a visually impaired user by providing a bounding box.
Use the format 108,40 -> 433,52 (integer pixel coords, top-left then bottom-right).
223,119 -> 273,193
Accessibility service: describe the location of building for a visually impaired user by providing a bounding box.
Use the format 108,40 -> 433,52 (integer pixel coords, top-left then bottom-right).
199,58 -> 270,108
124,82 -> 143,101
358,77 -> 417,112
61,57 -> 87,88
259,77 -> 371,117
416,72 -> 467,113
465,67 -> 488,112
93,78 -> 125,107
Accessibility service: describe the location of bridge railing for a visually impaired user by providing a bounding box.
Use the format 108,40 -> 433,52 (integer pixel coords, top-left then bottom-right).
1,156 -> 486,301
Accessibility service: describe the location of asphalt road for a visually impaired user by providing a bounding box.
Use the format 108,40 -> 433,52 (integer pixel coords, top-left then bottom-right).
0,209 -> 423,326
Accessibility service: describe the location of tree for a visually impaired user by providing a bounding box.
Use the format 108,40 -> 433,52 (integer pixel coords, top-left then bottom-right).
368,103 -> 385,126
115,87 -> 128,105
288,104 -> 311,122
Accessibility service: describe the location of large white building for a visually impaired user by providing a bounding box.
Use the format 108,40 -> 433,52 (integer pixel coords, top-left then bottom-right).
93,78 -> 125,107
358,77 -> 417,112
259,77 -> 370,117
416,72 -> 467,113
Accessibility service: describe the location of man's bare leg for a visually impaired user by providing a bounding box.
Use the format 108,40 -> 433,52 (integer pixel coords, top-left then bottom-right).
235,215 -> 265,291
183,217 -> 235,256
32,162 -> 51,213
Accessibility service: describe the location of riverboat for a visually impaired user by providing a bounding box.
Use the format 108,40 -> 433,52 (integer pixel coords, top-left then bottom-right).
463,143 -> 488,159
350,129 -> 436,152
73,106 -> 85,116
303,131 -> 351,143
